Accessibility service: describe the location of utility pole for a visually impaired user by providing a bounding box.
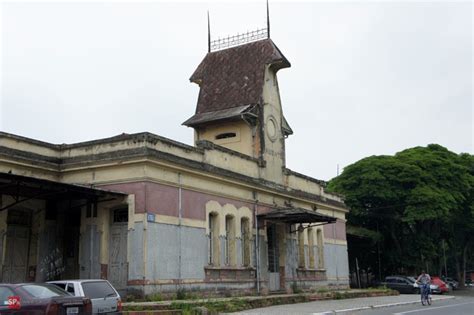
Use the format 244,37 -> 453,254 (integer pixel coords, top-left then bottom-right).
443,239 -> 447,277
376,222 -> 382,281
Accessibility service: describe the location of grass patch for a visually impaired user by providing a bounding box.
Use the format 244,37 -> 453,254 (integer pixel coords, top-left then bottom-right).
124,288 -> 398,313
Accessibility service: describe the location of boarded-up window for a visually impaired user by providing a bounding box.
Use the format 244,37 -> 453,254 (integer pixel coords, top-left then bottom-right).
317,229 -> 324,269
208,213 -> 219,265
241,217 -> 250,267
298,225 -> 305,268
308,228 -> 315,269
225,215 -> 236,266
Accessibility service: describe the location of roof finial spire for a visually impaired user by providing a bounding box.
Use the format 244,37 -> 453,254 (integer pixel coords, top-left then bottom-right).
207,10 -> 211,53
266,0 -> 270,38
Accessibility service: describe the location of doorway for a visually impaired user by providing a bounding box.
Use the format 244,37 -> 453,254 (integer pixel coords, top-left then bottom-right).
2,209 -> 31,283
267,224 -> 280,291
108,208 -> 128,290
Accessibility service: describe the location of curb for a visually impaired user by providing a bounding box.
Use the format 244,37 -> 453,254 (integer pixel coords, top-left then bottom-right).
312,295 -> 456,314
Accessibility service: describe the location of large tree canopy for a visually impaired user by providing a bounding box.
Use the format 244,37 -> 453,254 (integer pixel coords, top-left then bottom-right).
327,144 -> 473,285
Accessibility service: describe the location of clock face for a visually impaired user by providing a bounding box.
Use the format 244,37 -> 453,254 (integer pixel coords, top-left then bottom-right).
266,116 -> 278,142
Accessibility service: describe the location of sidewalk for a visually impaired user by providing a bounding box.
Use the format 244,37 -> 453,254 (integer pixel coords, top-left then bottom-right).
228,294 -> 456,314
123,289 -> 392,308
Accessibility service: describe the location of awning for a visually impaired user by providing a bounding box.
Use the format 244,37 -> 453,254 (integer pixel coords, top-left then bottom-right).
182,104 -> 256,127
0,172 -> 126,211
258,207 -> 336,225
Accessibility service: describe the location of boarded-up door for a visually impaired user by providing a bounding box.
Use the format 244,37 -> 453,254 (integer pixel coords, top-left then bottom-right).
79,225 -> 101,279
108,208 -> 128,290
3,226 -> 29,283
267,224 -> 280,291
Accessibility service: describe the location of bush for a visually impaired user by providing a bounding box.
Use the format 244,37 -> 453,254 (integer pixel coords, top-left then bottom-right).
291,282 -> 302,294
145,292 -> 163,302
176,288 -> 187,300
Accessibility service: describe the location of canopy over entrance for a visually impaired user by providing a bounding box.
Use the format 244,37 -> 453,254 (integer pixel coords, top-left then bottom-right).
0,172 -> 126,211
258,207 -> 336,225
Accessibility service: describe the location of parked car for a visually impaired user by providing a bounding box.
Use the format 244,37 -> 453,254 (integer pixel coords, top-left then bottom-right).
431,276 -> 449,294
441,277 -> 458,290
0,283 -> 92,314
407,276 -> 440,294
377,276 -> 419,294
49,280 -> 122,314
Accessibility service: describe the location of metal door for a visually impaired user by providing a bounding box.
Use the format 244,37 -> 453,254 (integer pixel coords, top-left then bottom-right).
108,209 -> 128,290
267,224 -> 280,291
3,226 -> 29,283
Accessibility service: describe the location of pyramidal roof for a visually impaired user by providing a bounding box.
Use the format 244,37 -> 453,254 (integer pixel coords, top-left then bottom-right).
183,39 -> 290,127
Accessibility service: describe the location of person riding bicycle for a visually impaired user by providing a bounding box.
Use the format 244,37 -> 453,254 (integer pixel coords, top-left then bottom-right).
416,270 -> 431,299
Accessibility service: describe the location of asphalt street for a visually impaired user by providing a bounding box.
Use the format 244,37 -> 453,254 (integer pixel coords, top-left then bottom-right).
358,295 -> 474,315
229,288 -> 474,315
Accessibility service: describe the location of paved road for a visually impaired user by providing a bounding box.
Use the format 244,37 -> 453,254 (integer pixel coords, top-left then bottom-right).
229,288 -> 474,315
358,295 -> 474,315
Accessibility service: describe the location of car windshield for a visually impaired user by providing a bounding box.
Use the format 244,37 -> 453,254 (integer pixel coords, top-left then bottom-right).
21,284 -> 68,298
82,281 -> 116,299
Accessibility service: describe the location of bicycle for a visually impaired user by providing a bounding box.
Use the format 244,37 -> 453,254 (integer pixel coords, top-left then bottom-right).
420,283 -> 432,306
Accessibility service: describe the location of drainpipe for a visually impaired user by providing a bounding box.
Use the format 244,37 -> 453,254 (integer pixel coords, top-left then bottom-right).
253,191 -> 260,294
178,173 -> 182,288
143,189 -> 148,294
332,209 -> 339,285
90,205 -> 94,279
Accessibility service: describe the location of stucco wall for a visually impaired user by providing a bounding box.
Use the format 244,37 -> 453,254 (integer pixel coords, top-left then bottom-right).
197,121 -> 254,158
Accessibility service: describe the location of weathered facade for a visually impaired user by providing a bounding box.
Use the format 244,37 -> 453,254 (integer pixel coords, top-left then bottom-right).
0,37 -> 349,296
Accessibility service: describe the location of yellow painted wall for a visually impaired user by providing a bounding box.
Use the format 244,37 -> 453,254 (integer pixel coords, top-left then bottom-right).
197,121 -> 254,157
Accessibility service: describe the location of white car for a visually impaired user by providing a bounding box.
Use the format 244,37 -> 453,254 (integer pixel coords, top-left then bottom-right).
48,279 -> 122,314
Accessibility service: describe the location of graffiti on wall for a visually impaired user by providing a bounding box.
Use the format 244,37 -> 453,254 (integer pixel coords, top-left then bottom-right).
39,248 -> 65,280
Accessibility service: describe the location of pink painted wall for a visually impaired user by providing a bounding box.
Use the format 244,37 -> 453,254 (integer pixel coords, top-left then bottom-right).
100,181 -> 254,219
100,182 -> 147,212
100,181 -> 345,240
323,220 -> 347,241
146,183 -> 178,217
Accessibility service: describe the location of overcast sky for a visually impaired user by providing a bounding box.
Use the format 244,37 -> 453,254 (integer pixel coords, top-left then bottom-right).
1,0 -> 472,180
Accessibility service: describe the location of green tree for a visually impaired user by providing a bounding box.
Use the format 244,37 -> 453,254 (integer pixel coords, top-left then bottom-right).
327,145 -> 473,285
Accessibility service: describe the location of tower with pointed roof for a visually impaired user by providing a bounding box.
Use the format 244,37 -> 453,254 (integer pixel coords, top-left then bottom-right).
183,28 -> 293,184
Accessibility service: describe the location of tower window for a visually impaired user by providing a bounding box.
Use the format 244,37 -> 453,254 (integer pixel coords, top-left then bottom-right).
215,132 -> 236,140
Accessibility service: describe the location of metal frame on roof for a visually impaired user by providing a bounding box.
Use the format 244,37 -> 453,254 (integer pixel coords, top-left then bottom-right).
0,172 -> 125,212
258,207 -> 337,233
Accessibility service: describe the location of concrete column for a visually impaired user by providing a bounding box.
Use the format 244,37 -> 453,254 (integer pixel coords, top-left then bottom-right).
97,203 -> 110,279
0,200 -> 7,281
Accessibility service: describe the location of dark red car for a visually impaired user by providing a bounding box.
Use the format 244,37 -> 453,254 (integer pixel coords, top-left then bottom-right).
0,283 -> 92,314
431,276 -> 449,294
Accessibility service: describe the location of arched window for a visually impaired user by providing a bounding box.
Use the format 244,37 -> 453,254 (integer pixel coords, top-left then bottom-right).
317,229 -> 324,269
308,228 -> 315,269
298,225 -> 305,268
241,217 -> 251,267
208,212 -> 220,265
225,215 -> 236,266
